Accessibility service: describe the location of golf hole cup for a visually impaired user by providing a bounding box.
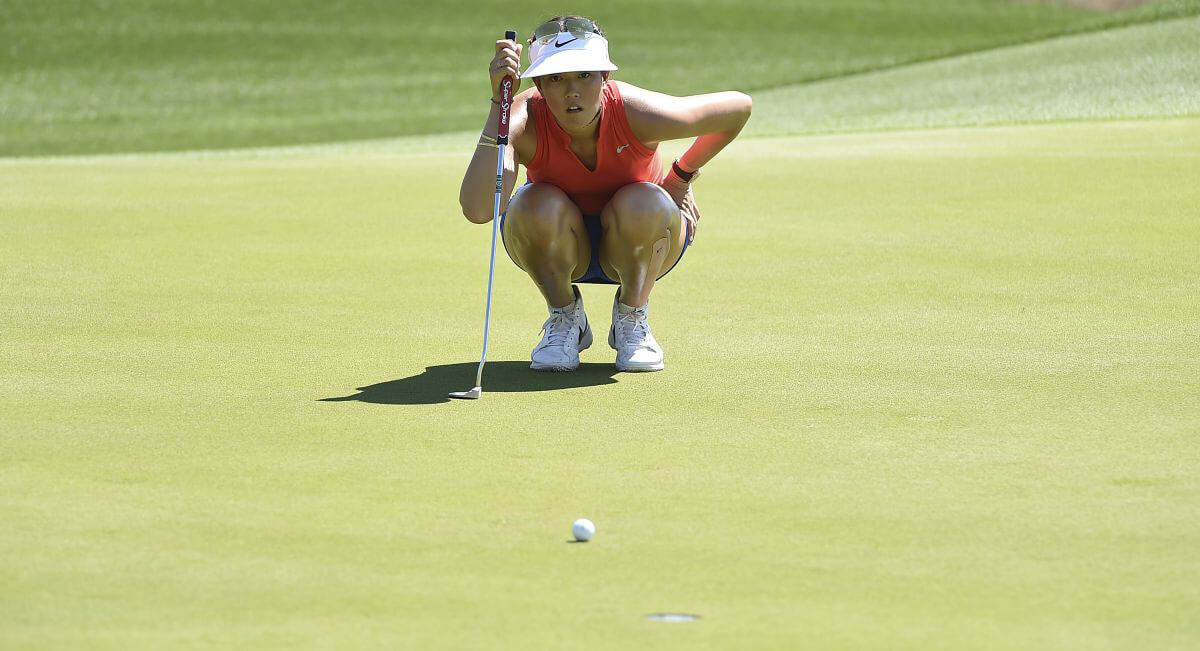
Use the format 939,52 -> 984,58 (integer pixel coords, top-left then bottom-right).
572,518 -> 595,542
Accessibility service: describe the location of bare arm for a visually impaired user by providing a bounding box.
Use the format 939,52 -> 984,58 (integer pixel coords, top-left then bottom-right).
459,95 -> 535,223
459,38 -> 538,224
620,81 -> 753,174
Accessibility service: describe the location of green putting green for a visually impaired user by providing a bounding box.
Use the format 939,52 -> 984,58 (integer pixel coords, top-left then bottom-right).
3,116 -> 1197,647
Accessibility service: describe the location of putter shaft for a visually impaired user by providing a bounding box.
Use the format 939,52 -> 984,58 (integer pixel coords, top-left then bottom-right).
452,42 -> 516,401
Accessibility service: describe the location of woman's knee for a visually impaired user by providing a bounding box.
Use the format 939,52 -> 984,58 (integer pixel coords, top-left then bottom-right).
601,183 -> 675,240
506,184 -> 581,243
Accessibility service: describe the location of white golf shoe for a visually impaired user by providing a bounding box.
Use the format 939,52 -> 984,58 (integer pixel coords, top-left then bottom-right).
608,290 -> 665,372
530,285 -> 593,371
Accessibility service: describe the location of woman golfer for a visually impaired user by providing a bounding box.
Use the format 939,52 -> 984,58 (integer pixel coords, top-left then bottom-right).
460,16 -> 751,372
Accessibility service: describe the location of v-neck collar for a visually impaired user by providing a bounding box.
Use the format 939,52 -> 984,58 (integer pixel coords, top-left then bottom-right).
549,87 -> 606,174
567,127 -> 601,173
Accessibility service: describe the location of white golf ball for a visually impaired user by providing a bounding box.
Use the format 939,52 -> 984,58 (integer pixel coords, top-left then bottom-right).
572,518 -> 595,542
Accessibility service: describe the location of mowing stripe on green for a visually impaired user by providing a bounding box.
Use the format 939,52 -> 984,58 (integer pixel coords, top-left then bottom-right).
749,15 -> 1200,136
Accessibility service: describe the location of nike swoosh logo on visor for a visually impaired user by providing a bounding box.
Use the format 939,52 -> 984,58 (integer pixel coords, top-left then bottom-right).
554,37 -> 578,48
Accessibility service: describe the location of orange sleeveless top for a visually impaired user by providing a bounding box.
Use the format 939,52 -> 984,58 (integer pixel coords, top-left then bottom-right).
525,81 -> 664,215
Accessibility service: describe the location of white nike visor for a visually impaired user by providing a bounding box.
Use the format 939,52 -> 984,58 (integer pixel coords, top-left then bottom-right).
521,31 -> 618,79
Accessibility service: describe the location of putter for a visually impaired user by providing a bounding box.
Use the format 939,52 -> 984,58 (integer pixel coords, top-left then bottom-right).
450,30 -> 517,401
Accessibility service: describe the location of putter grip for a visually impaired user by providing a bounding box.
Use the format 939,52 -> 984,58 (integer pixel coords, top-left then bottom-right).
497,30 -> 517,143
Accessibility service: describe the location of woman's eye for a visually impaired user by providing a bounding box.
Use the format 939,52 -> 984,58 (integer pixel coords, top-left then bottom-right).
579,72 -> 591,79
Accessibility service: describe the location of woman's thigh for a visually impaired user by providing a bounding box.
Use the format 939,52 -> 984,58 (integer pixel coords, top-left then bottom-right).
596,182 -> 688,283
500,183 -> 592,280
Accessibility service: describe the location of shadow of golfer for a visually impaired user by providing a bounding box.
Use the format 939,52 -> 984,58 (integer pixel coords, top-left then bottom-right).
319,361 -> 620,405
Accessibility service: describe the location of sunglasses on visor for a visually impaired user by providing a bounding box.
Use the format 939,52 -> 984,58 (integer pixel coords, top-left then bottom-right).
530,17 -> 601,44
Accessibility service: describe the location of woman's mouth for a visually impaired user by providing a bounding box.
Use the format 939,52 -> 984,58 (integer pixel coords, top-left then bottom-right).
566,105 -> 583,114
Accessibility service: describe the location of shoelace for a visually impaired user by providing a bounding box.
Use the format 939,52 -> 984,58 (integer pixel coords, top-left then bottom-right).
539,309 -> 577,348
614,307 -> 650,346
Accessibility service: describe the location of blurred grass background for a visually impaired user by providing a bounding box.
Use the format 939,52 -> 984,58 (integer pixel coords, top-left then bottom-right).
2,0 -> 1197,155
751,15 -> 1200,135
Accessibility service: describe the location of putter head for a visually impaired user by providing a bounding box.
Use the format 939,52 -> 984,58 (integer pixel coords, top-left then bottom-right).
448,386 -> 482,400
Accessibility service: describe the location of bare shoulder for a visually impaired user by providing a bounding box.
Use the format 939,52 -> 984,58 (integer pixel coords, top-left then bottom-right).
509,88 -> 539,166
613,80 -> 656,111
614,79 -> 753,147
613,81 -> 666,144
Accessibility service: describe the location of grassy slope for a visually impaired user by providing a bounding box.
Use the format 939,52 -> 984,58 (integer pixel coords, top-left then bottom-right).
2,0 -> 1197,155
2,118 -> 1198,649
750,15 -> 1200,135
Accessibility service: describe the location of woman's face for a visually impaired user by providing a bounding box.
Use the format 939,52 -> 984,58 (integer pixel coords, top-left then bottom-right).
536,71 -> 606,132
